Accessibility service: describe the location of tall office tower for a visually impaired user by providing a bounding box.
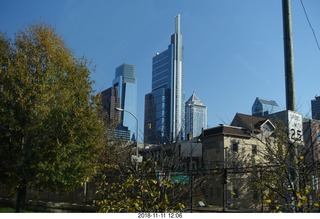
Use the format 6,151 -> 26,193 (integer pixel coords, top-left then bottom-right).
144,14 -> 184,144
113,63 -> 137,141
252,97 -> 281,117
185,93 -> 207,139
311,95 -> 320,120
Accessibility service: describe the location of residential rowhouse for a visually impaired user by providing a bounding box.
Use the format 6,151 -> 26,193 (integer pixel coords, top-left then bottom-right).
201,113 -> 276,210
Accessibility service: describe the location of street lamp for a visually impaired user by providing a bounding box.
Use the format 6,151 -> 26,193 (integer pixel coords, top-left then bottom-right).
115,107 -> 140,169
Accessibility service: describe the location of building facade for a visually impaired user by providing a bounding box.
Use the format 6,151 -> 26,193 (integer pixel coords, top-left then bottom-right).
311,95 -> 320,120
144,14 -> 184,144
100,86 -> 120,125
113,63 -> 137,141
99,86 -> 130,141
185,93 -> 207,139
202,114 -> 276,210
252,97 -> 281,117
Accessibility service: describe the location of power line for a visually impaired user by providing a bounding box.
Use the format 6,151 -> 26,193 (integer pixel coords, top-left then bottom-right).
300,0 -> 320,51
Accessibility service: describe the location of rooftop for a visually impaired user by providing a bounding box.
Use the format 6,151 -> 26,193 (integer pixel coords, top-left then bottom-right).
186,93 -> 205,106
255,97 -> 280,107
201,124 -> 251,139
231,113 -> 275,133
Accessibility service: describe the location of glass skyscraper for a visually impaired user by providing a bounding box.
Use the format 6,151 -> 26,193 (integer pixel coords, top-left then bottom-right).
185,93 -> 207,139
252,97 -> 281,117
113,63 -> 137,141
144,14 -> 184,144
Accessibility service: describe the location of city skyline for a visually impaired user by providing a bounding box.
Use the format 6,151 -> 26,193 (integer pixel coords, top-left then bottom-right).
1,0 -> 320,142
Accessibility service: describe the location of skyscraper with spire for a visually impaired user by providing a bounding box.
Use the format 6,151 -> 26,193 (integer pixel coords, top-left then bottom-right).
144,14 -> 184,144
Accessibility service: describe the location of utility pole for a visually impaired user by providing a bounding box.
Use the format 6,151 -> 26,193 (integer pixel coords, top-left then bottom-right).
282,0 -> 296,112
283,0 -> 298,211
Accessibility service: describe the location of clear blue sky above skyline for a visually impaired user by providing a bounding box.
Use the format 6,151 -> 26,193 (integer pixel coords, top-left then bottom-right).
1,0 -> 320,137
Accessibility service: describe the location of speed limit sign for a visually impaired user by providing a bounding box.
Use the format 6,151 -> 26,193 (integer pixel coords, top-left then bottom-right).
288,110 -> 303,143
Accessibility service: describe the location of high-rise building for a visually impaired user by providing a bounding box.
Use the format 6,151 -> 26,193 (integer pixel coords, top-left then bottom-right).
100,86 -> 120,125
311,95 -> 320,120
113,63 -> 137,141
252,97 -> 281,117
99,86 -> 130,141
144,14 -> 184,144
185,93 -> 207,139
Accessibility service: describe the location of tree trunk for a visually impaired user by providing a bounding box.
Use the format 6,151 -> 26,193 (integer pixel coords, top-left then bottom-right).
15,185 -> 27,213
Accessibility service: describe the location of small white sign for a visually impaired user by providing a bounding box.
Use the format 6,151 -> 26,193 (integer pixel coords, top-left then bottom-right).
288,111 -> 303,143
131,155 -> 143,163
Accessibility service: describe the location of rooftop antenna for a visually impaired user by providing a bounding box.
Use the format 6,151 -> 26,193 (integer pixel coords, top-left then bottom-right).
175,14 -> 180,34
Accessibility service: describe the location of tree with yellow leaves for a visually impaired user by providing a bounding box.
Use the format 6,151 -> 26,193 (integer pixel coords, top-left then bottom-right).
0,22 -> 106,212
94,141 -> 191,213
244,120 -> 320,212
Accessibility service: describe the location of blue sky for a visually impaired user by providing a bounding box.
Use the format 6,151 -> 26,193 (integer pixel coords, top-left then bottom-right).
1,0 -> 320,139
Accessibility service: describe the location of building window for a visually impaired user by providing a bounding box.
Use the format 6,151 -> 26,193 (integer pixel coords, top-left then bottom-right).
252,144 -> 257,155
233,188 -> 239,199
232,142 -> 238,153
